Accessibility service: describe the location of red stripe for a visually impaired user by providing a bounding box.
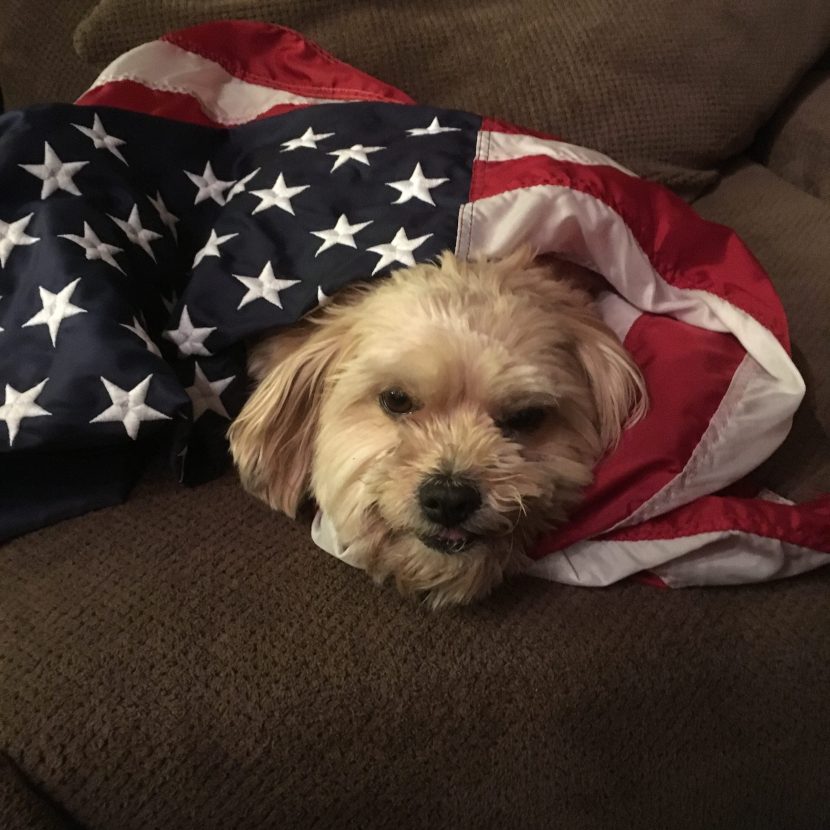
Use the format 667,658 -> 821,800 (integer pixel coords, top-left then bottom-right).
77,80 -> 312,126
632,572 -> 670,588
599,494 -> 830,552
163,20 -> 415,104
469,156 -> 790,350
78,81 -> 221,125
531,313 -> 746,554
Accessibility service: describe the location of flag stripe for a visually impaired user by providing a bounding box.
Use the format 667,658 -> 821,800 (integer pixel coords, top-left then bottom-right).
163,20 -> 415,104
77,39 -> 389,126
467,155 -> 791,350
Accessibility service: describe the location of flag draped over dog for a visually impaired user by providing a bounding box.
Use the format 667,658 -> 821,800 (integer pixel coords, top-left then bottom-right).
1,20 -> 828,584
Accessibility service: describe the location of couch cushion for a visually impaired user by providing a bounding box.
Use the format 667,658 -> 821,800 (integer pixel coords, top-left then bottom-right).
753,70 -> 830,204
73,0 -> 830,198
693,159 -> 830,500
0,0 -> 100,109
2,467 -> 829,829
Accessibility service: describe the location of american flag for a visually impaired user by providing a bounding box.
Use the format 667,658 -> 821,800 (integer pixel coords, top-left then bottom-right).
1,20 -> 828,585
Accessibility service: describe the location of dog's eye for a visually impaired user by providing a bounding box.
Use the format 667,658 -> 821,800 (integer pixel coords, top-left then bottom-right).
497,407 -> 546,435
379,387 -> 416,416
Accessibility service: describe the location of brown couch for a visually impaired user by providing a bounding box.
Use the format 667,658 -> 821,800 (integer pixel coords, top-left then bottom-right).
2,3 -> 829,828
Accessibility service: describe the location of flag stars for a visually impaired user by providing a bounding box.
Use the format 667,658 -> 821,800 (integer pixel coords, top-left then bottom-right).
89,375 -> 170,440
108,205 -> 162,261
192,229 -> 238,269
0,379 -> 51,446
22,278 -> 87,346
226,167 -> 261,202
281,127 -> 334,152
121,316 -> 162,357
233,262 -> 299,310
406,117 -> 461,136
0,213 -> 39,267
163,306 -> 216,356
72,114 -> 127,164
185,161 -> 234,205
59,222 -> 124,274
311,214 -> 373,256
251,173 -> 309,215
148,191 -> 179,241
186,363 -> 234,421
327,143 -> 384,172
19,142 -> 88,199
368,227 -> 432,275
386,163 -> 448,206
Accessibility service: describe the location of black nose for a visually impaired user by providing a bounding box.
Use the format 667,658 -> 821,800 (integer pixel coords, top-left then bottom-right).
418,475 -> 481,527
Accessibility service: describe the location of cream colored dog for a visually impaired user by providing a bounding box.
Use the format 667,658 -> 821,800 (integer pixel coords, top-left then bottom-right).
229,248 -> 646,608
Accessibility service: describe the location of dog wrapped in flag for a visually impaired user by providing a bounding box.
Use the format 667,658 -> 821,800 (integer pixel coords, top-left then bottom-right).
0,21 -> 827,600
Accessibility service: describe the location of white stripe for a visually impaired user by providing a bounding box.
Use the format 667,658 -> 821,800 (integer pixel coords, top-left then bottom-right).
478,130 -> 634,175
613,355 -> 795,528
526,531 -> 830,587
82,40 -> 353,125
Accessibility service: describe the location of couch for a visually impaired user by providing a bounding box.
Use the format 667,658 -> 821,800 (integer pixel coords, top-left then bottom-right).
2,2 -> 829,828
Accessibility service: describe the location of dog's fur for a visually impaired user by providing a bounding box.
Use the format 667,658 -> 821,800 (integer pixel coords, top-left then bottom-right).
228,248 -> 646,608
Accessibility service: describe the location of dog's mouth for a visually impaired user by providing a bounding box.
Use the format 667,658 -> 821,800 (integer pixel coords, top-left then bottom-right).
417,527 -> 479,555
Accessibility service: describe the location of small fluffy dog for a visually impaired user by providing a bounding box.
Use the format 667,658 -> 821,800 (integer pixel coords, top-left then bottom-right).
229,248 -> 646,608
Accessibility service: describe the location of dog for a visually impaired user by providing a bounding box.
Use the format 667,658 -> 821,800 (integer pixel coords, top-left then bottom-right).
228,247 -> 646,608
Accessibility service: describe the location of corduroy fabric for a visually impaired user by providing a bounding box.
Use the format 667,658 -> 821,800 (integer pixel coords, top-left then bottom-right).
0,0 -> 100,109
70,0 -> 830,198
2,468 -> 830,830
753,71 -> 830,206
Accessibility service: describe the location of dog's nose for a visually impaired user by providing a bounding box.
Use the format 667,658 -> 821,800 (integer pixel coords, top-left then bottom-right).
418,475 -> 481,527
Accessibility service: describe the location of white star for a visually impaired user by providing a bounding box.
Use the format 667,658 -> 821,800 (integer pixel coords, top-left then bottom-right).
163,306 -> 216,356
186,363 -> 234,421
316,286 -> 331,307
310,214 -> 373,256
192,229 -> 238,268
367,227 -> 432,275
59,222 -> 124,274
406,117 -> 462,137
327,143 -> 384,172
72,114 -> 127,164
0,213 -> 39,267
386,163 -> 448,206
90,375 -> 170,440
251,173 -> 309,215
226,167 -> 261,201
184,162 -> 234,205
233,262 -> 299,310
148,191 -> 179,241
108,204 -> 162,261
22,278 -> 87,346
281,127 -> 335,152
19,142 -> 88,199
121,316 -> 161,357
0,379 -> 50,446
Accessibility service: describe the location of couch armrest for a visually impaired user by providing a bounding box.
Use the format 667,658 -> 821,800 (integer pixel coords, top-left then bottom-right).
752,70 -> 830,204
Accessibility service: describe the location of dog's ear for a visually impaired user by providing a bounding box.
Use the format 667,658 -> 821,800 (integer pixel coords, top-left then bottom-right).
566,309 -> 647,450
228,315 -> 349,518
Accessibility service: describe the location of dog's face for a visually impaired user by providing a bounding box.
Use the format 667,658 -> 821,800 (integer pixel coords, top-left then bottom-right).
229,249 -> 645,608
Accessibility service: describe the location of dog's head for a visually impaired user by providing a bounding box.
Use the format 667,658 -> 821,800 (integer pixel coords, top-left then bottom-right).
229,249 -> 646,607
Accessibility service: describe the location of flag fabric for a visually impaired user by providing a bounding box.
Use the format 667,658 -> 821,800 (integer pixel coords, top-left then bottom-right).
1,20 -> 827,585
